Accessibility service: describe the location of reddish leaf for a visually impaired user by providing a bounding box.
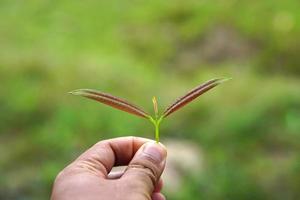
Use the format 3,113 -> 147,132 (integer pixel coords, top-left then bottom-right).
70,89 -> 149,118
163,78 -> 229,118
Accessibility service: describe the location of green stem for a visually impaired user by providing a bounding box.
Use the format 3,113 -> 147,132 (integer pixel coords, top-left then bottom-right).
155,122 -> 159,142
149,116 -> 163,143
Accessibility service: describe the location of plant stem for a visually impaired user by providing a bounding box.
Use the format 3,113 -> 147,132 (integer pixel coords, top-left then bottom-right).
155,121 -> 159,143
149,116 -> 163,143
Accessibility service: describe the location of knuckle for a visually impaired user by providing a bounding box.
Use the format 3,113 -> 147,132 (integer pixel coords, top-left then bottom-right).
126,164 -> 157,187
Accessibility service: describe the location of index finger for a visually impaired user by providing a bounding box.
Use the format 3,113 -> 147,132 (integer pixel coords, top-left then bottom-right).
74,136 -> 153,177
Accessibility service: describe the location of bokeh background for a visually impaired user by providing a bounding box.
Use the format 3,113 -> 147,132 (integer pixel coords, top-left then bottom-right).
1,0 -> 300,199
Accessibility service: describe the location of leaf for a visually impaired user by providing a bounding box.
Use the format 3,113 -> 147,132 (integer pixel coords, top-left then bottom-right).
152,96 -> 158,117
69,89 -> 150,118
163,78 -> 230,118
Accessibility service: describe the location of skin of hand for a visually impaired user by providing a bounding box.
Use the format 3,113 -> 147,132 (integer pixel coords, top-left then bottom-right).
51,137 -> 167,200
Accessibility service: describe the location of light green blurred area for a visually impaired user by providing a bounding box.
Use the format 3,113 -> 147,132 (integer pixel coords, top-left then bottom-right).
1,0 -> 300,199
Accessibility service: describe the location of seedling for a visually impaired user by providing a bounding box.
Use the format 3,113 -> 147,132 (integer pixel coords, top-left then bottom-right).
70,78 -> 229,143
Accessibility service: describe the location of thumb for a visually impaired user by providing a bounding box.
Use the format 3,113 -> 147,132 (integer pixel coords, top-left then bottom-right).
121,142 -> 167,195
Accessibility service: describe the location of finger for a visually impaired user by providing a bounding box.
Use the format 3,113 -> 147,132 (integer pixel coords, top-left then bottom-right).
107,166 -> 126,179
121,142 -> 167,195
107,171 -> 124,179
74,136 -> 152,177
154,179 -> 163,193
108,171 -> 164,191
152,193 -> 166,200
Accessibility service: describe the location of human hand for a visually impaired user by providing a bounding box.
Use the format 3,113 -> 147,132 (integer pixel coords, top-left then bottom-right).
51,137 -> 167,200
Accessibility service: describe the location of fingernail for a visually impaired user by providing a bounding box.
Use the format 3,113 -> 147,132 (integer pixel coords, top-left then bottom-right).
142,142 -> 166,163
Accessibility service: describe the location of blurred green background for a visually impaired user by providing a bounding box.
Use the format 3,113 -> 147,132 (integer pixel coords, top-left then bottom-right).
1,0 -> 300,199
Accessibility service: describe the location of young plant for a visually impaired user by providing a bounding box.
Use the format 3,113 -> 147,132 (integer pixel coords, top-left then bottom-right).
70,78 -> 229,143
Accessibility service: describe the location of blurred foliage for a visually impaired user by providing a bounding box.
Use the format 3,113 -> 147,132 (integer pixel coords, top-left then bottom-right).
1,0 -> 300,199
